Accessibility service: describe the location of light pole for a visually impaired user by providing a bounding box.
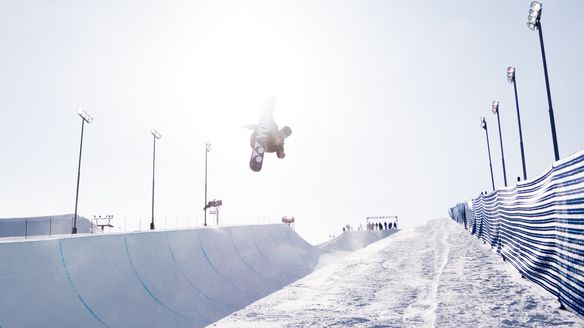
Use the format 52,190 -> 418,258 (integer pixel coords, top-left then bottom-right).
481,117 -> 495,191
492,101 -> 507,187
150,129 -> 162,230
204,141 -> 211,226
527,1 -> 560,161
72,110 -> 93,234
507,67 -> 528,180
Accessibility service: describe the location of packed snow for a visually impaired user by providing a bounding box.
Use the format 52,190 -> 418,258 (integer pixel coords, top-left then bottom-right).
211,218 -> 584,328
0,224 -> 321,327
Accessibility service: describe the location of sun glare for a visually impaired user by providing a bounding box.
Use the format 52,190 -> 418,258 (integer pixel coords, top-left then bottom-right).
185,6 -> 310,133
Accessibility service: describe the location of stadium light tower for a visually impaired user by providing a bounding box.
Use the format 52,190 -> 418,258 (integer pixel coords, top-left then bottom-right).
527,1 -> 560,161
150,129 -> 162,230
507,67 -> 528,180
204,141 -> 211,226
481,117 -> 495,191
72,110 -> 93,234
492,101 -> 507,187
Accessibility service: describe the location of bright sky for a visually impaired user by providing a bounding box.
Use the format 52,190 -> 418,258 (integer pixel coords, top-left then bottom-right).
1,0 -> 583,244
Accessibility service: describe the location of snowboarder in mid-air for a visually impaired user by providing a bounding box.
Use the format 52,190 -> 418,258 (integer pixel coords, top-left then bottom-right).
250,125 -> 292,159
248,97 -> 292,172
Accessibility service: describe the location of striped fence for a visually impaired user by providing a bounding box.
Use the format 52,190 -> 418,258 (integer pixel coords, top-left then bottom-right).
449,150 -> 584,316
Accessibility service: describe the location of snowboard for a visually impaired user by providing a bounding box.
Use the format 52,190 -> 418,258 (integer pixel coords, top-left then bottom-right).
250,134 -> 267,172
249,98 -> 275,172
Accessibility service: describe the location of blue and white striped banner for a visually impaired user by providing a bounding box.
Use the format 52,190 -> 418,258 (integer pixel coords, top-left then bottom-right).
450,150 -> 584,316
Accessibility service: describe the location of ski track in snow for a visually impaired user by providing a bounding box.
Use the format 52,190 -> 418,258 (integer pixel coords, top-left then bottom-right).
210,218 -> 584,328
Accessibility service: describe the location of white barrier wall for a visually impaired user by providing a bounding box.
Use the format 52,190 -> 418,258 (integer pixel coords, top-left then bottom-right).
450,150 -> 584,316
0,214 -> 97,238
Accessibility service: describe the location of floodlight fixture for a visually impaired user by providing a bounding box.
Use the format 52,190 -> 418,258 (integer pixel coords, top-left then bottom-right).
492,102 -> 508,186
492,101 -> 500,114
150,129 -> 161,230
526,0 -> 560,161
527,1 -> 542,31
77,110 -> 93,123
507,66 -> 528,180
151,129 -> 162,140
480,117 -> 495,191
507,67 -> 516,83
72,110 -> 93,234
204,140 -> 211,226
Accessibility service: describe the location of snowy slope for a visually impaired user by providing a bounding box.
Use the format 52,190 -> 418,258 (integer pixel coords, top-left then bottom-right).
319,229 -> 398,252
212,218 -> 584,327
0,224 -> 321,328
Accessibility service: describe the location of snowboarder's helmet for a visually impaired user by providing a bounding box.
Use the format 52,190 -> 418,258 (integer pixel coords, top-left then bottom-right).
281,126 -> 292,137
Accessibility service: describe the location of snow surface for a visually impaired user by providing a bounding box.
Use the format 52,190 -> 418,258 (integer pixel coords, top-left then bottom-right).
319,229 -> 398,253
0,224 -> 321,327
211,218 -> 584,328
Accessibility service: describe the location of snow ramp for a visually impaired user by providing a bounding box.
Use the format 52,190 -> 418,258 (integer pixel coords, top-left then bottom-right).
319,230 -> 399,252
0,224 -> 321,328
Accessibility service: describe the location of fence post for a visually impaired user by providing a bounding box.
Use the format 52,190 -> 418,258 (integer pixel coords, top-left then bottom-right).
49,217 -> 52,236
25,220 -> 28,239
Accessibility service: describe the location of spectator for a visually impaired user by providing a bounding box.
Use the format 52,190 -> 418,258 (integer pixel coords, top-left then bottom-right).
384,222 -> 388,230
